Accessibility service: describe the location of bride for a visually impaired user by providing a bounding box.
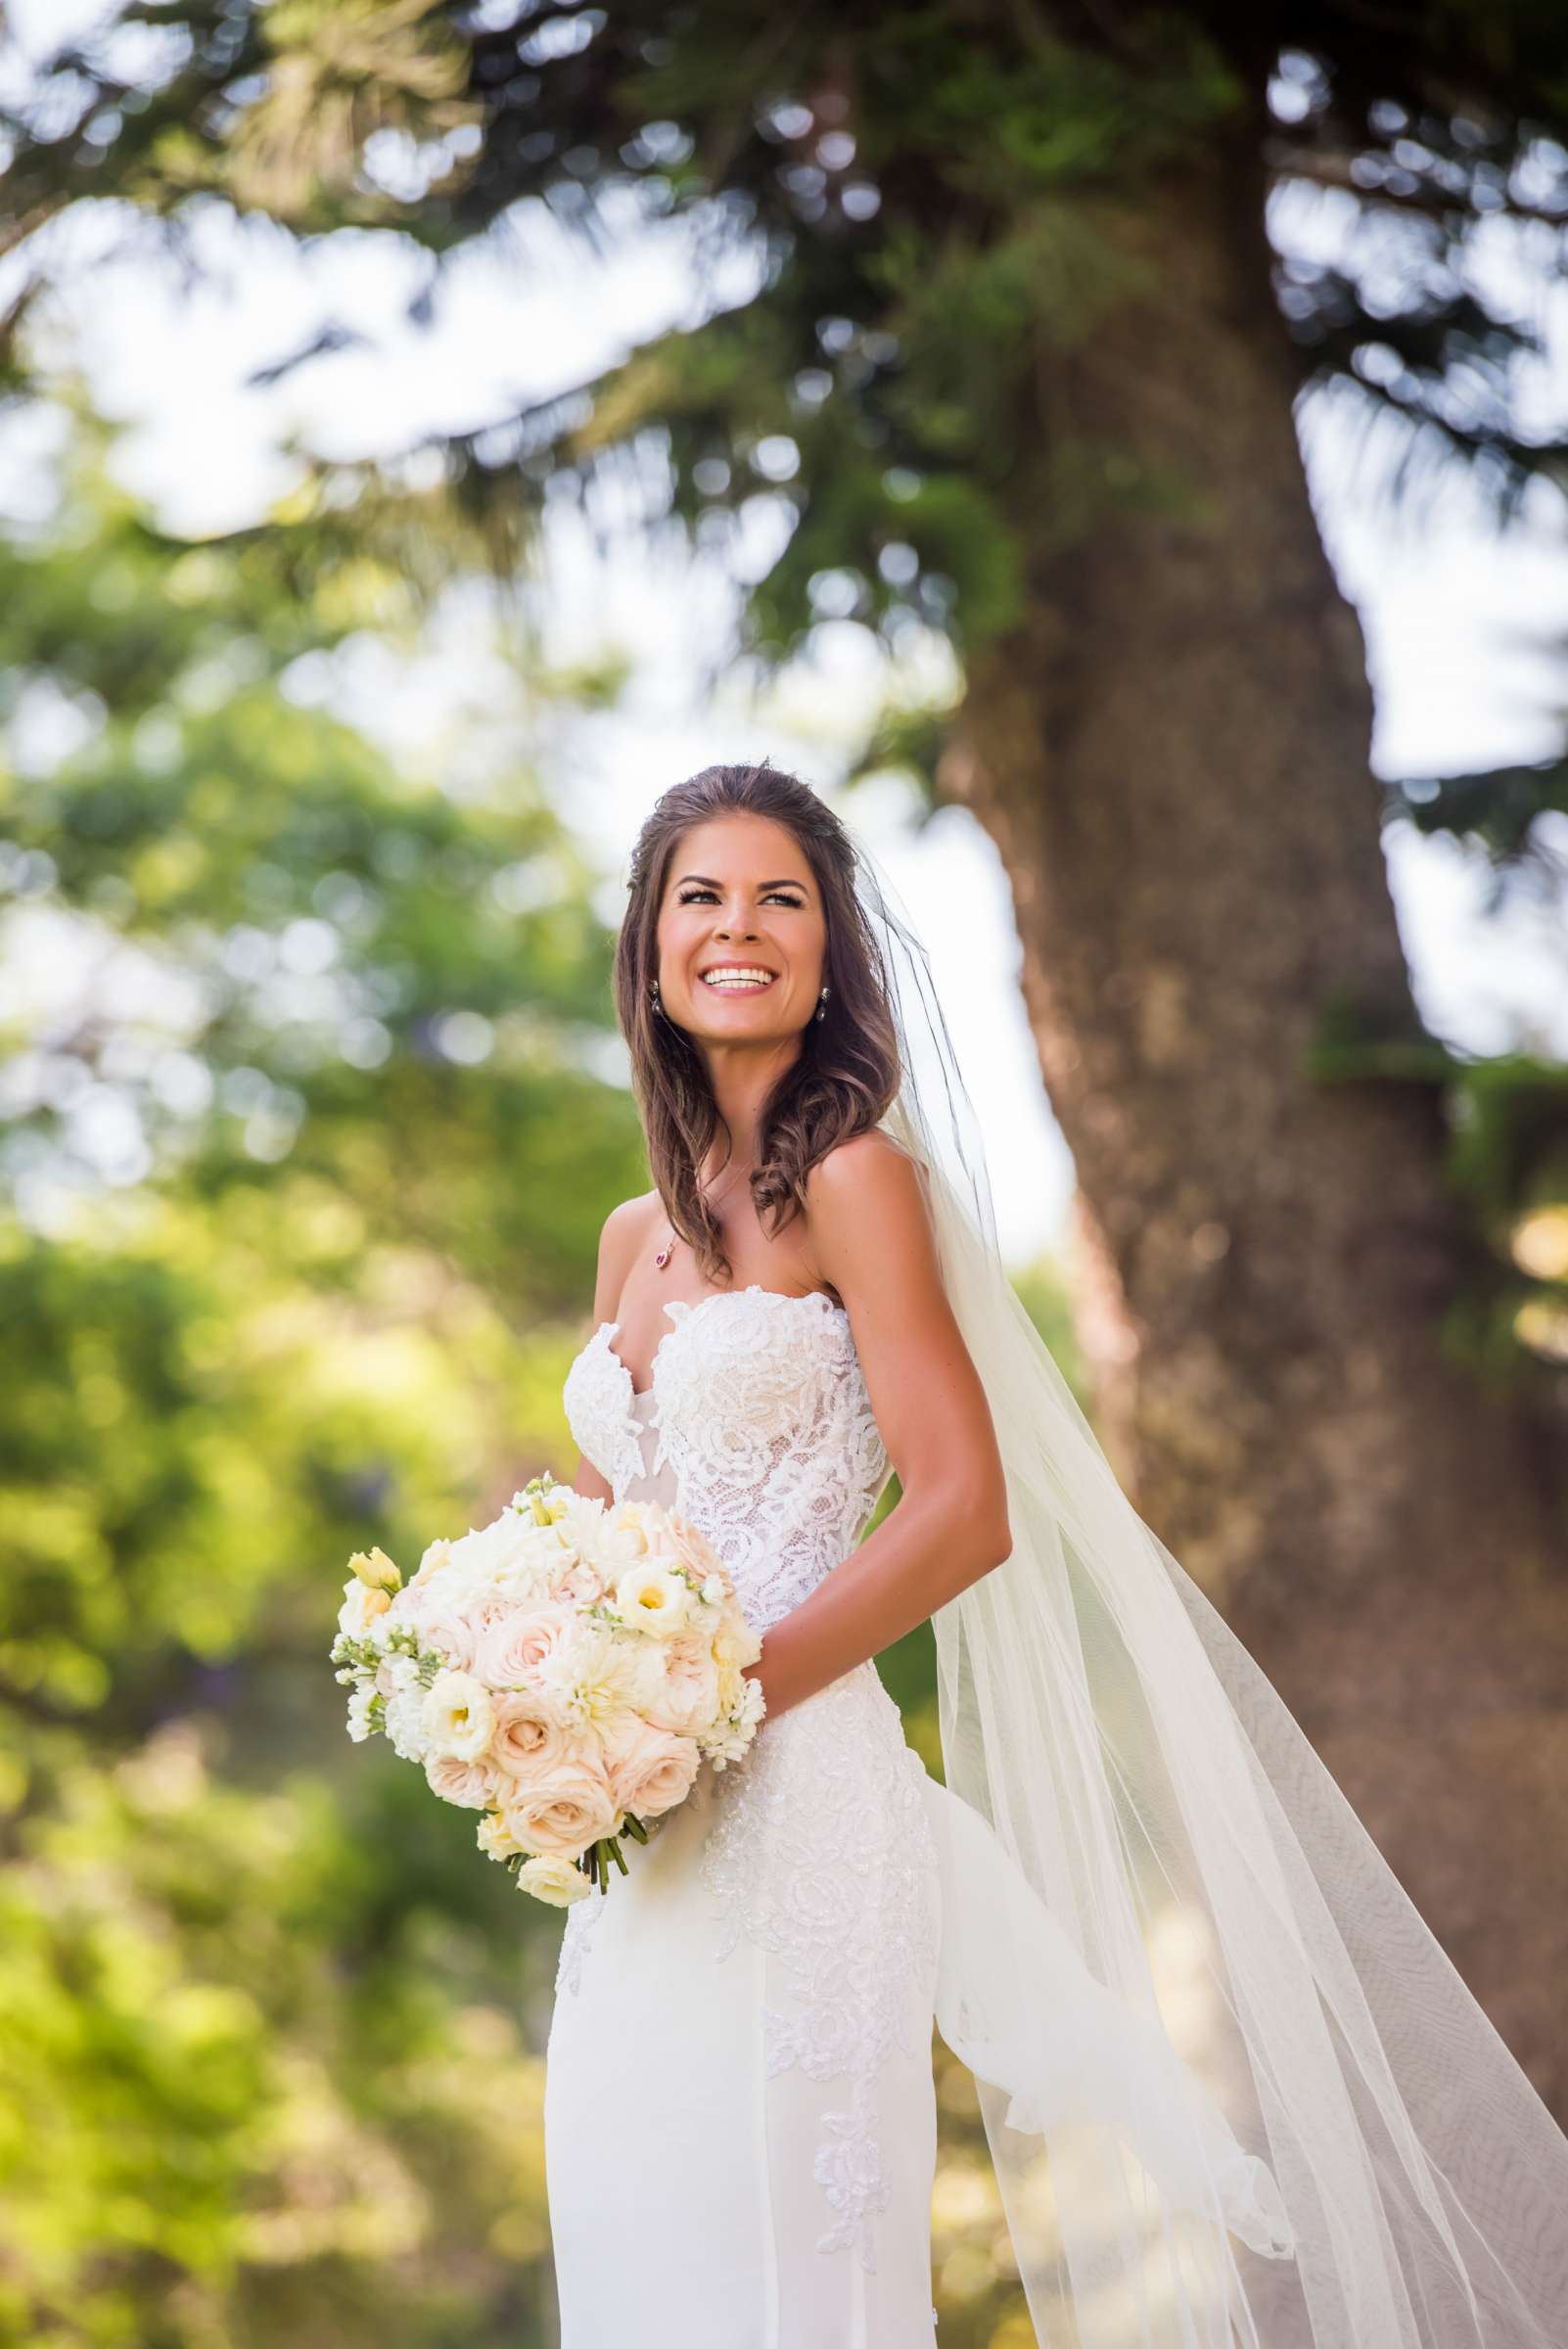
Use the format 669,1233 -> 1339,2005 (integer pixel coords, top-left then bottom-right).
545,761 -> 1568,2348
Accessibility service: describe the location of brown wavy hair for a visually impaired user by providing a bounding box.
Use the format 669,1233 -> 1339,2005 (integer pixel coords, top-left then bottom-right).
615,761 -> 903,1286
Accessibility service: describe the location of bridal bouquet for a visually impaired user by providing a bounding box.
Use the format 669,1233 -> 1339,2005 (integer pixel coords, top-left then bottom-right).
329,1471 -> 765,1907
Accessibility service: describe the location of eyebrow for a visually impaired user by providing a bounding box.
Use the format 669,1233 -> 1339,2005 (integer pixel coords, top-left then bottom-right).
673,873 -> 808,891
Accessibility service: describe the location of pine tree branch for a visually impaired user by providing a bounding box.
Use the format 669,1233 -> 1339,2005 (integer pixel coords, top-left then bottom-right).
1266,139 -> 1568,231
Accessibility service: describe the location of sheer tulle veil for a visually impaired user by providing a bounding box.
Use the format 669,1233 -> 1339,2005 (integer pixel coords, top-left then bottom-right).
842,817 -> 1568,2348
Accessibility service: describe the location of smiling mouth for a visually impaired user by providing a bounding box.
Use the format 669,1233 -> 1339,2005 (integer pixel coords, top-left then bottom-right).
699,969 -> 777,992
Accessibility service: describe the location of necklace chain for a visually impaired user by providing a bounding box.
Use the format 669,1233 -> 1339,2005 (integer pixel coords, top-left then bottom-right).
656,1160 -> 752,1268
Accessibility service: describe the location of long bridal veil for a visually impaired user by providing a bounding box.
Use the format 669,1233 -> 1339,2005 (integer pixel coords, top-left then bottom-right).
844,820 -> 1568,2348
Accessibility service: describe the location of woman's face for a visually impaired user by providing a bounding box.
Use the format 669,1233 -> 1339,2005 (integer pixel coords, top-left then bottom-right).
654,812 -> 827,1051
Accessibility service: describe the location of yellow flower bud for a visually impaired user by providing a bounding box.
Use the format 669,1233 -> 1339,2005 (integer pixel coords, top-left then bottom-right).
347,1545 -> 401,1592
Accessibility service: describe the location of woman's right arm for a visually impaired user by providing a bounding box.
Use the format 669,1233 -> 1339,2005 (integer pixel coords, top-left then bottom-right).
570,1193 -> 651,1504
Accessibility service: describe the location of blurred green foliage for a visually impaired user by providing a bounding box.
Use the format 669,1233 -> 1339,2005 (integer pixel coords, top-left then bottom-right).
0,412 -> 647,2347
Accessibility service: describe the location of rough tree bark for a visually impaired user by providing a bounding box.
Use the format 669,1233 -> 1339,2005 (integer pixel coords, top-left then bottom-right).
938,140 -> 1568,2110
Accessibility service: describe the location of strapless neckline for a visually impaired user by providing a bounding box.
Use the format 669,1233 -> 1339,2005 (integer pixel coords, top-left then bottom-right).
596,1282 -> 848,1402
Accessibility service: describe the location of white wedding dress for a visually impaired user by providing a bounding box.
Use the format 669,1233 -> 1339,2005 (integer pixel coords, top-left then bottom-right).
546,1282 -> 1294,2347
549,1285 -> 944,2345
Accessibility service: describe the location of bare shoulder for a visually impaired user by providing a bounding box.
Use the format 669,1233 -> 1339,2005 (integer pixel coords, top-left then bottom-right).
804,1129 -> 933,1290
591,1187 -> 662,1321
806,1127 -> 925,1214
601,1186 -> 662,1242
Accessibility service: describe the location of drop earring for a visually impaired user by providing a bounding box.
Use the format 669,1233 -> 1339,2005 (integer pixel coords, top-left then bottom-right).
815,986 -> 830,1023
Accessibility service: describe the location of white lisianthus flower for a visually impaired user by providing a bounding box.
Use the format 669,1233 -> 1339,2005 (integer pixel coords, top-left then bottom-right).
338,1577 -> 392,1639
612,1561 -> 692,1638
700,1575 -> 725,1606
422,1669 -> 495,1763
517,1852 -> 592,1907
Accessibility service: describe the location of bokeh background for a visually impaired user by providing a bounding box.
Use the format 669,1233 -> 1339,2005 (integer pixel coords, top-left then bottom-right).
2,6 -> 1566,2345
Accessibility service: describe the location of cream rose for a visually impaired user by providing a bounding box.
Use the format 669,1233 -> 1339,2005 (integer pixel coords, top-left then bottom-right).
506,1752 -> 620,1859
601,1714 -> 701,1820
517,1852 -> 593,1907
642,1632 -> 721,1738
477,1808 -> 529,1860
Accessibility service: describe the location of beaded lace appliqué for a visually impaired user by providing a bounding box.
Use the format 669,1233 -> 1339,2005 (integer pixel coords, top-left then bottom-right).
554,1892 -> 603,1998
699,1671 -> 941,2270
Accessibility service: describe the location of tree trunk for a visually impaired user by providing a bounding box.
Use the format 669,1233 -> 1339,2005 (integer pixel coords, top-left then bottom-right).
939,141 -> 1568,2111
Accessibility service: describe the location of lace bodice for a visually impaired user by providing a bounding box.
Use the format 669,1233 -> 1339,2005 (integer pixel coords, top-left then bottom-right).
561,1284 -> 893,1633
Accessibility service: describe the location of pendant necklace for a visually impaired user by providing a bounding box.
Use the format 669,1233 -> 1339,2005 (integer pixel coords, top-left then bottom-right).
656,1161 -> 753,1268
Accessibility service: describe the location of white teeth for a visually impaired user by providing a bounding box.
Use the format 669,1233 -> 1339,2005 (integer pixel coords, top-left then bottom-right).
702,968 -> 774,990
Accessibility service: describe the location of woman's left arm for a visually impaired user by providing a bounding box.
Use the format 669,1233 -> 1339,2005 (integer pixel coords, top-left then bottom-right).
747,1131 -> 1012,1723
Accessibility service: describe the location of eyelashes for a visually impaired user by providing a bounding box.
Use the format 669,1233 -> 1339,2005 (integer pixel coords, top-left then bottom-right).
676,888 -> 805,909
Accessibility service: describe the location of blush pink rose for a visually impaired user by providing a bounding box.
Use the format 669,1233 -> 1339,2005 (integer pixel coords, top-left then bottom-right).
642,1633 -> 721,1738
669,1517 -> 725,1584
425,1751 -> 500,1810
489,1689 -> 585,1781
552,1555 -> 608,1605
479,1602 -> 574,1688
415,1607 -> 478,1676
601,1715 -> 701,1820
506,1752 -> 620,1859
